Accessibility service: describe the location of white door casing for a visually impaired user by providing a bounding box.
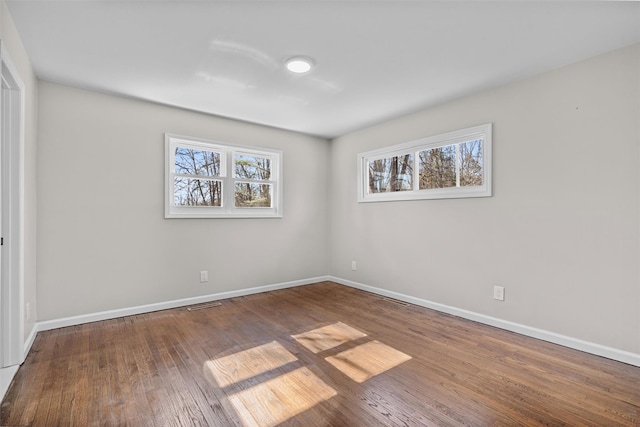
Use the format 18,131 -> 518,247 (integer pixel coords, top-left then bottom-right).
0,41 -> 25,370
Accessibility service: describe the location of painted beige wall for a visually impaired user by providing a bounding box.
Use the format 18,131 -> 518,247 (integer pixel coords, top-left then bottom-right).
329,43 -> 640,353
0,1 -> 38,342
37,82 -> 329,320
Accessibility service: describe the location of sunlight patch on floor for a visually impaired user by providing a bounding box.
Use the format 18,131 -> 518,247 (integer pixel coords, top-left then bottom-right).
204,322 -> 411,426
325,340 -> 412,383
228,367 -> 337,427
204,341 -> 297,388
292,321 -> 367,353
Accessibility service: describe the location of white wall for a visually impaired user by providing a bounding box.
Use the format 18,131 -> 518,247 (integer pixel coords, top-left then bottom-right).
0,0 -> 37,346
32,38 -> 640,358
329,43 -> 640,354
37,82 -> 329,320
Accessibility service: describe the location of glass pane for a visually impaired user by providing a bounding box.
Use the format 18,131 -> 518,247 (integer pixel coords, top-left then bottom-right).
368,154 -> 413,193
419,145 -> 456,189
175,147 -> 221,177
235,154 -> 271,180
174,178 -> 222,206
459,139 -> 483,187
235,183 -> 272,208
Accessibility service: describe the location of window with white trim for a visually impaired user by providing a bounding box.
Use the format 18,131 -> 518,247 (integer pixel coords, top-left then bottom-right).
165,134 -> 282,218
358,123 -> 492,202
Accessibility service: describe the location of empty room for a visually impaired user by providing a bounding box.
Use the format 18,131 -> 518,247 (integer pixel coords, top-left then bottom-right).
0,1 -> 639,426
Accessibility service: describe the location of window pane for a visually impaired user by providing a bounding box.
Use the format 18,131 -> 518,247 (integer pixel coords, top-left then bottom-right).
419,145 -> 456,189
459,139 -> 483,187
235,183 -> 272,208
174,178 -> 222,206
235,154 -> 271,180
175,147 -> 221,177
368,154 -> 413,193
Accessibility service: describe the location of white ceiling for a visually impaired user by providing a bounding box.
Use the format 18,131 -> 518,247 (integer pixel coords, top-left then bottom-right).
6,1 -> 640,138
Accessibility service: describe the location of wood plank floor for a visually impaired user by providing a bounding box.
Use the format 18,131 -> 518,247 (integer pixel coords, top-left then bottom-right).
1,281 -> 639,426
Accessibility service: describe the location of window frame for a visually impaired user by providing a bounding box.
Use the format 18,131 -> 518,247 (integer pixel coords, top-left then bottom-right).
165,134 -> 283,218
357,123 -> 492,203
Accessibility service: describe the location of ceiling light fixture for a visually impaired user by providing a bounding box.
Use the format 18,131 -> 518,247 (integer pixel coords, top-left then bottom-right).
285,56 -> 314,74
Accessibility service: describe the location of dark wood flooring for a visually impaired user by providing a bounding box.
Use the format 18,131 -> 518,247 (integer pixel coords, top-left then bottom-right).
1,281 -> 639,426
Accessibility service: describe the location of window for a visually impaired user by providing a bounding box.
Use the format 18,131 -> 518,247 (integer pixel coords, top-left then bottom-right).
358,123 -> 492,202
165,134 -> 282,218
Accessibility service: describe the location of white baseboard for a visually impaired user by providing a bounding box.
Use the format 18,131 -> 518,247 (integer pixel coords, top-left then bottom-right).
3,276 -> 329,403
329,276 -> 640,368
37,276 -> 330,332
28,275 -> 640,370
23,324 -> 37,360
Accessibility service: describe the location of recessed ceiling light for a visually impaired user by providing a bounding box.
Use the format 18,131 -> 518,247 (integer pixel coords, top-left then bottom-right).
285,56 -> 314,74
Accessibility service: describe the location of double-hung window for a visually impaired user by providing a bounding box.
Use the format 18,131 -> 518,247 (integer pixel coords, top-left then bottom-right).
165,134 -> 282,218
358,123 -> 492,202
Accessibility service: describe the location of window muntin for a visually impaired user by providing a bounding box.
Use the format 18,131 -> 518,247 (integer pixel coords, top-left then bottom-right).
416,139 -> 484,190
358,124 -> 491,202
173,146 -> 224,207
166,134 -> 282,218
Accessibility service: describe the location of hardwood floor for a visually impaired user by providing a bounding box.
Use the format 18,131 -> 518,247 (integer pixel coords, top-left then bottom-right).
1,281 -> 639,426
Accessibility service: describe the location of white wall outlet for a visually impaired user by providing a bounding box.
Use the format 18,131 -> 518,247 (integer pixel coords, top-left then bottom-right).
200,271 -> 209,283
25,302 -> 31,321
493,285 -> 505,301
351,261 -> 357,271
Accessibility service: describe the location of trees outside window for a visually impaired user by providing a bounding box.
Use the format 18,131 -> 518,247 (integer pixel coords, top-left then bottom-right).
234,155 -> 272,208
165,134 -> 282,218
174,147 -> 222,206
358,124 -> 491,202
368,154 -> 413,193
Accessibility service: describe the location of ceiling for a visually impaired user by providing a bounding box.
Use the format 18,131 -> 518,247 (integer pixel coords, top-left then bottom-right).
6,1 -> 640,139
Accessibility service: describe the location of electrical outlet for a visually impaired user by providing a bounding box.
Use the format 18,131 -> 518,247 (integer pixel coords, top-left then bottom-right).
493,286 -> 505,301
351,261 -> 357,271
25,302 -> 30,321
200,271 -> 209,283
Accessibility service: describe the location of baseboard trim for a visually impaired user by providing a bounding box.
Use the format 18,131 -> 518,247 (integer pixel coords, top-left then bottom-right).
29,275 -> 640,368
23,324 -> 37,361
37,276 -> 330,332
329,276 -> 640,367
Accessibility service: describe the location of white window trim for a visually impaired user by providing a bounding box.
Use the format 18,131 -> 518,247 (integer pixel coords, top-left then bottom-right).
357,123 -> 492,203
165,134 -> 283,218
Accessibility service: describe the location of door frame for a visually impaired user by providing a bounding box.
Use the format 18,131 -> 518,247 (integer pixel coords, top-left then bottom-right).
0,41 -> 26,373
